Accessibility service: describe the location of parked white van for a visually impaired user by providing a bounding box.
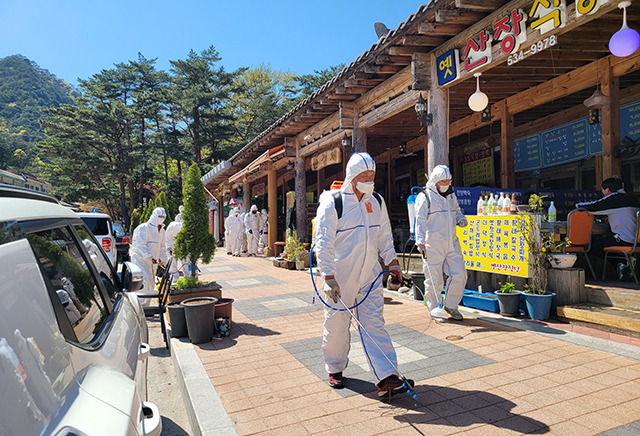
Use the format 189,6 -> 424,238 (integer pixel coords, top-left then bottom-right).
0,184 -> 161,436
76,212 -> 117,267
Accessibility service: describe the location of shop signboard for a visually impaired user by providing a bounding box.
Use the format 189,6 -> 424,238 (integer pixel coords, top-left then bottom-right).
514,133 -> 542,171
436,49 -> 458,86
515,100 -> 640,171
438,0 -> 617,87
251,183 -> 265,198
462,148 -> 494,186
457,216 -> 529,277
311,147 -> 341,171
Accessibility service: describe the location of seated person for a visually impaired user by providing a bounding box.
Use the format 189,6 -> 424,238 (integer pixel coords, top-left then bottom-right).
576,177 -> 640,278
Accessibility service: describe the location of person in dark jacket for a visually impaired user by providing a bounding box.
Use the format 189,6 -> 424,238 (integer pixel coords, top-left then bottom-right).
576,177 -> 640,279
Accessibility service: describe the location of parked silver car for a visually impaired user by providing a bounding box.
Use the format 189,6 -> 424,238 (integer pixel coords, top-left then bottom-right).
0,184 -> 161,436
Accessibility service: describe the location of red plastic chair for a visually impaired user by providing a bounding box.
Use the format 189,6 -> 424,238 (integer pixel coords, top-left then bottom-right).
602,210 -> 640,284
565,209 -> 597,280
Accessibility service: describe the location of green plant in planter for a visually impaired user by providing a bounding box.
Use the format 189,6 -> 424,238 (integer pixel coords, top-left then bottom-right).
174,276 -> 217,290
174,163 -> 216,278
516,194 -> 551,295
498,282 -> 516,293
285,229 -> 303,262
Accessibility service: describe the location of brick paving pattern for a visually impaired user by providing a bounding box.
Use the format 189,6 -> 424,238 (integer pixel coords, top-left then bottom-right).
193,251 -> 640,435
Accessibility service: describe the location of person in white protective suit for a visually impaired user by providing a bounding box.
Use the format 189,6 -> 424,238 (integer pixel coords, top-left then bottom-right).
227,208 -> 244,257
175,205 -> 184,222
414,165 -> 468,322
259,208 -> 268,253
244,205 -> 261,256
224,201 -> 239,255
314,152 -> 413,398
130,207 -> 168,293
165,212 -> 187,282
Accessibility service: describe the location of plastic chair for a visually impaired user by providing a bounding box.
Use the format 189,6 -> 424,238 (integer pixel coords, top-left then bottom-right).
564,209 -> 597,280
602,210 -> 640,284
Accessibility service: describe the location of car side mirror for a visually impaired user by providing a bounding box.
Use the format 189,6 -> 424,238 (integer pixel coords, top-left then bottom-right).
121,261 -> 144,292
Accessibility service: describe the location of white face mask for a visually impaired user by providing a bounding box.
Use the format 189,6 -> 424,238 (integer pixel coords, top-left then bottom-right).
356,181 -> 374,196
437,184 -> 450,193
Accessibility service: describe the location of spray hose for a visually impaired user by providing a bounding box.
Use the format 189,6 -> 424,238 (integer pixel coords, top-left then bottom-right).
308,243 -> 383,311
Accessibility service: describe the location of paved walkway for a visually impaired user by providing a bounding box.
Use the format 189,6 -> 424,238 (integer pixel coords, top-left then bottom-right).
187,252 -> 640,435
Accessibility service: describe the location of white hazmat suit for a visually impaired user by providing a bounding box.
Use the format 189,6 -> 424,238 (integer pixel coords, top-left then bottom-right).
414,165 -> 467,319
131,207 -> 168,292
244,205 -> 261,256
165,213 -> 187,281
259,208 -> 268,252
226,208 -> 244,256
314,152 -> 400,383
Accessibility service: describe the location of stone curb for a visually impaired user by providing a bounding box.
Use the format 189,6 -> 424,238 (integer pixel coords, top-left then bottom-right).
166,316 -> 237,436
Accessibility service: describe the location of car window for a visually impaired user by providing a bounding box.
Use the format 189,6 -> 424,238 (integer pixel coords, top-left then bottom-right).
27,227 -> 110,345
74,225 -> 119,297
81,217 -> 109,236
113,224 -> 125,238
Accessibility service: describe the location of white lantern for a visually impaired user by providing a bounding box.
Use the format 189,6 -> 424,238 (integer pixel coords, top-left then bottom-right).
468,72 -> 489,112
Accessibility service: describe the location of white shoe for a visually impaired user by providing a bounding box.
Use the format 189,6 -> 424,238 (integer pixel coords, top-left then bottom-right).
430,307 -> 449,319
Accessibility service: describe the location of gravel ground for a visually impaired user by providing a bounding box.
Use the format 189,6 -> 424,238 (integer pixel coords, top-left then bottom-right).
146,315 -> 193,435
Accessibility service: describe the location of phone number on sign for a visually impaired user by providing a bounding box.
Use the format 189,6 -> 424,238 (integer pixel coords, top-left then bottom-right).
507,35 -> 557,66
490,263 -> 521,273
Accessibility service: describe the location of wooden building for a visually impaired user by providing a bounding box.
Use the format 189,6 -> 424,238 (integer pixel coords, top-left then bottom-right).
203,0 -> 640,255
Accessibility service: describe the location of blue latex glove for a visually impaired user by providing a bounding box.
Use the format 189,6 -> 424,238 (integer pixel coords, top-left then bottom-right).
248,229 -> 252,234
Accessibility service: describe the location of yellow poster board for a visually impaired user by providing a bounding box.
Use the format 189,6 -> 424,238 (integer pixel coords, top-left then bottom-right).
456,215 -> 529,278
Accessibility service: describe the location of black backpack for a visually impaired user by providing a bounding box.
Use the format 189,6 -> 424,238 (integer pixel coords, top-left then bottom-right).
332,190 -> 382,219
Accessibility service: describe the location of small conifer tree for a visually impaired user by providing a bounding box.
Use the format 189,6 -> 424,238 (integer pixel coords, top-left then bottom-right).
174,163 -> 216,277
129,208 -> 141,234
155,192 -> 170,217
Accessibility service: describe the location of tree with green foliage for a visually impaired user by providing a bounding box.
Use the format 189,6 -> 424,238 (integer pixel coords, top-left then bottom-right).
140,201 -> 153,223
292,64 -> 345,104
154,192 -> 170,216
170,46 -> 239,165
129,208 -> 141,234
174,163 -> 216,277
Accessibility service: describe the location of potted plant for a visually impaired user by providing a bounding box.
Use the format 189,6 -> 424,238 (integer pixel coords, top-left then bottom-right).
494,281 -> 522,316
284,230 -> 303,270
169,163 -> 222,304
516,194 -> 556,321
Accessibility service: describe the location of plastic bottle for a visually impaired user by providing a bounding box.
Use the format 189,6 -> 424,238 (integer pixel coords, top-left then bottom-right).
510,193 -> 517,214
489,194 -> 496,215
503,193 -> 511,215
476,196 -> 484,216
499,193 -> 507,215
548,201 -> 557,222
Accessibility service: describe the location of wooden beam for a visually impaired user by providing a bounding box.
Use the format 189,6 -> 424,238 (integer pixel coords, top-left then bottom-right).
359,89 -> 419,129
455,0 -> 506,11
411,52 -> 430,91
600,57 -> 621,180
388,46 -> 431,56
435,10 -> 485,24
401,35 -> 448,46
339,102 -> 354,129
296,111 -> 340,144
300,129 -> 351,158
418,22 -> 466,35
500,100 -> 515,189
355,66 -> 412,116
427,52 -> 449,173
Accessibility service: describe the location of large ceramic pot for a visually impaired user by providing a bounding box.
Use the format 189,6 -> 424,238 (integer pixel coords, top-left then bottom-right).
494,290 -> 523,316
167,303 -> 188,337
550,253 -> 577,269
214,298 -> 234,326
181,297 -> 217,344
523,292 -> 556,321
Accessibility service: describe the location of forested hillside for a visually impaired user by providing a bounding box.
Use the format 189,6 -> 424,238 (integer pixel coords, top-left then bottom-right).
0,55 -> 78,170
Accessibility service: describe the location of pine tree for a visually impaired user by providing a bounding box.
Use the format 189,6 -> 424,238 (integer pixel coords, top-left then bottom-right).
174,163 -> 216,277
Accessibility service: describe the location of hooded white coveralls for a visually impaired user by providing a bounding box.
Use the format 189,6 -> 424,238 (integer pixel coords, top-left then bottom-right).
244,205 -> 261,255
227,209 -> 244,256
260,209 -> 268,250
414,165 -> 467,312
165,213 -> 186,281
314,153 -> 399,382
131,207 -> 168,292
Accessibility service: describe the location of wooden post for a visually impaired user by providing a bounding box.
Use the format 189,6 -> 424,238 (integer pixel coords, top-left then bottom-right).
595,155 -> 603,190
267,169 -> 277,254
427,53 -> 449,174
243,179 -> 251,211
294,140 -> 308,242
353,112 -> 367,154
500,100 -> 515,188
600,58 -> 621,180
317,167 -> 325,195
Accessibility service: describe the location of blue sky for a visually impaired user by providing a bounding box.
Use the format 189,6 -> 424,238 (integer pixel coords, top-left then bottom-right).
1,0 -> 423,88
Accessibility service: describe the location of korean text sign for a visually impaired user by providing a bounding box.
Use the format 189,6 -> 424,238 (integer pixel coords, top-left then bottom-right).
456,215 -> 530,278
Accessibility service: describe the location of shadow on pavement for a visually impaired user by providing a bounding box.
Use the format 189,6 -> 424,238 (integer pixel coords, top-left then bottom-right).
389,386 -> 550,434
160,416 -> 191,436
197,322 -> 281,351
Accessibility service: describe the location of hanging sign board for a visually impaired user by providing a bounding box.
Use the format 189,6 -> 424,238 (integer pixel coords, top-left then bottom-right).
457,216 -> 529,277
311,147 -> 342,171
462,148 -> 494,186
251,183 -> 265,197
438,0 -> 616,87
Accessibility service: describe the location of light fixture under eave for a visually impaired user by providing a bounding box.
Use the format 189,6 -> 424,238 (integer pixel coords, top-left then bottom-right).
609,1 -> 640,57
341,133 -> 352,156
468,72 -> 489,112
584,86 -> 612,109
